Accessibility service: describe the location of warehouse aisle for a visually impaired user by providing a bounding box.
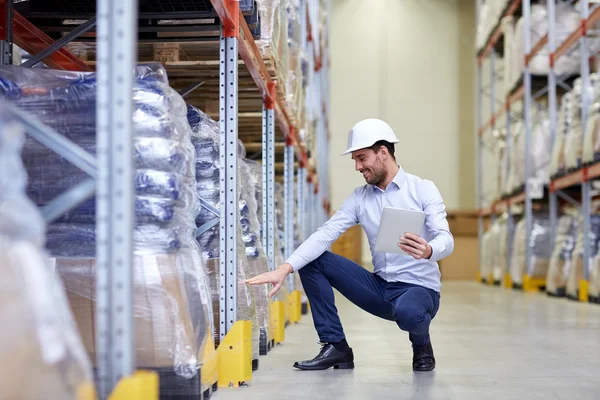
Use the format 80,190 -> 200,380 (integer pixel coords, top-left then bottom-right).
215,282 -> 600,400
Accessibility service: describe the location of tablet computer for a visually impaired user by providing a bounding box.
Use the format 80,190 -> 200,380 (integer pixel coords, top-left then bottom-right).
374,207 -> 426,255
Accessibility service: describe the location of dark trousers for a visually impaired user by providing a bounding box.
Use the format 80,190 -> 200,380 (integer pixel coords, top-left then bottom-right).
298,251 -> 441,347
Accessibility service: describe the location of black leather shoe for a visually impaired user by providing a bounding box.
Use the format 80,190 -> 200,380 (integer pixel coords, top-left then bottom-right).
293,343 -> 354,370
413,342 -> 435,372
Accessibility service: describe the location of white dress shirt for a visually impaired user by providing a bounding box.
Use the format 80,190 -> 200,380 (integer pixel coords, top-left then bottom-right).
285,167 -> 454,292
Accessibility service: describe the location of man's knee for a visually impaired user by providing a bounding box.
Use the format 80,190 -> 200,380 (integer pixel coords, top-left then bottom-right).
298,251 -> 336,278
394,306 -> 427,334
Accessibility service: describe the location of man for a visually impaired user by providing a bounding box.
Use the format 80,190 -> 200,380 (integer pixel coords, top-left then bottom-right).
246,118 -> 454,372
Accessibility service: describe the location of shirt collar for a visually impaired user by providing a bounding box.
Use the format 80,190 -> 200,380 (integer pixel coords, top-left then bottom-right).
372,166 -> 406,192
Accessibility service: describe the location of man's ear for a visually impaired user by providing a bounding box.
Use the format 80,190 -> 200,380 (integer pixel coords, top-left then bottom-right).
379,145 -> 388,160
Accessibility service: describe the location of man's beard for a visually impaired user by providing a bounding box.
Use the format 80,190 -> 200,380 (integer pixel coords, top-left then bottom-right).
365,168 -> 386,185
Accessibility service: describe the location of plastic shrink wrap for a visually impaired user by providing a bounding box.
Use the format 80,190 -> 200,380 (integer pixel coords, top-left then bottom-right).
482,218 -> 503,282
582,75 -> 600,164
493,216 -> 508,283
187,105 -> 261,360
476,0 -> 510,52
0,106 -> 93,400
509,212 -> 552,286
502,15 -> 516,97
256,0 -> 290,96
0,65 -> 213,386
550,92 -> 573,177
512,3 -> 579,90
566,206 -> 600,299
240,159 -> 271,341
273,183 -> 291,303
506,120 -> 524,194
563,77 -> 598,171
481,228 -> 495,282
546,208 -> 580,296
286,0 -> 305,124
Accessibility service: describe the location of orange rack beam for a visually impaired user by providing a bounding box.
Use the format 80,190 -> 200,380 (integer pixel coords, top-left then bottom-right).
0,2 -> 91,72
551,170 -> 584,192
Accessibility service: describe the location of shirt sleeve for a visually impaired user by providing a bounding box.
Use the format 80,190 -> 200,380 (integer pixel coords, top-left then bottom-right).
285,190 -> 360,272
421,180 -> 454,263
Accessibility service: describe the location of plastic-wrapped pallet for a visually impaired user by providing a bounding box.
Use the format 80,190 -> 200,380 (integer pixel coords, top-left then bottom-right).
502,15 -> 517,97
509,212 -> 552,287
513,3 -> 579,84
481,223 -> 497,282
494,135 -> 507,201
566,206 -> 600,299
476,0 -> 510,52
550,92 -> 573,177
0,65 -> 214,394
493,215 -> 508,283
509,110 -> 551,193
546,208 -> 580,296
506,120 -> 524,195
591,250 -> 600,303
286,0 -> 305,124
564,77 -> 598,171
0,105 -> 94,400
240,159 -> 270,346
187,105 -> 261,361
256,0 -> 290,97
582,74 -> 600,165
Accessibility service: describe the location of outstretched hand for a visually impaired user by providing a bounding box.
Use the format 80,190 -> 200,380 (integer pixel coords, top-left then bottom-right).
245,263 -> 294,298
398,233 -> 432,260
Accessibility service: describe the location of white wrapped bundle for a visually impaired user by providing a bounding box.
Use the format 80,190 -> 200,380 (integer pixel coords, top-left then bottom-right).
493,216 -> 508,283
481,227 -> 495,282
502,15 -> 517,96
546,209 -> 580,296
550,92 -> 573,177
0,106 -> 94,400
514,3 -> 580,79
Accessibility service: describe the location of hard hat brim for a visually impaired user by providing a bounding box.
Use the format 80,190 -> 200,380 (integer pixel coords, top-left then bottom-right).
340,138 -> 399,156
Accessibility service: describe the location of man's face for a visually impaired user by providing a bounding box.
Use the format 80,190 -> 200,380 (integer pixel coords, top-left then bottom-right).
351,148 -> 387,185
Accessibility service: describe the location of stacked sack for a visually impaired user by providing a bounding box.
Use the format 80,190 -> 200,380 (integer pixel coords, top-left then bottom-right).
481,222 -> 497,283
476,0 -> 510,52
503,3 -> 580,97
0,65 -> 213,394
240,159 -> 271,351
566,206 -> 600,300
256,0 -> 290,99
0,105 -> 94,400
509,212 -> 552,287
286,0 -> 306,126
186,105 -> 262,363
582,71 -> 600,165
550,92 -> 574,177
546,207 -> 580,296
245,158 -> 292,305
493,215 -> 508,284
506,108 -> 551,196
563,76 -> 600,173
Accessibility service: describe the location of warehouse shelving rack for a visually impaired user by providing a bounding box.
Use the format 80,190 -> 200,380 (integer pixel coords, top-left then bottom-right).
476,0 -> 600,301
0,0 -> 331,397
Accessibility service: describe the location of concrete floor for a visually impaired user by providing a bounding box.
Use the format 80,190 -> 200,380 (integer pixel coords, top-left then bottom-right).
214,282 -> 600,400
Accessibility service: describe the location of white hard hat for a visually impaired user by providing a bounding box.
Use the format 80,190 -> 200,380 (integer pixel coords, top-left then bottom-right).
341,118 -> 399,156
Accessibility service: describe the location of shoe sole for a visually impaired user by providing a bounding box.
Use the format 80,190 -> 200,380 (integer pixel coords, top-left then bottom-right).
293,361 -> 355,371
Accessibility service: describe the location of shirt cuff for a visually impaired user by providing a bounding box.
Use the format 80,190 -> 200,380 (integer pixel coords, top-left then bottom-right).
285,253 -> 307,272
428,241 -> 445,263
